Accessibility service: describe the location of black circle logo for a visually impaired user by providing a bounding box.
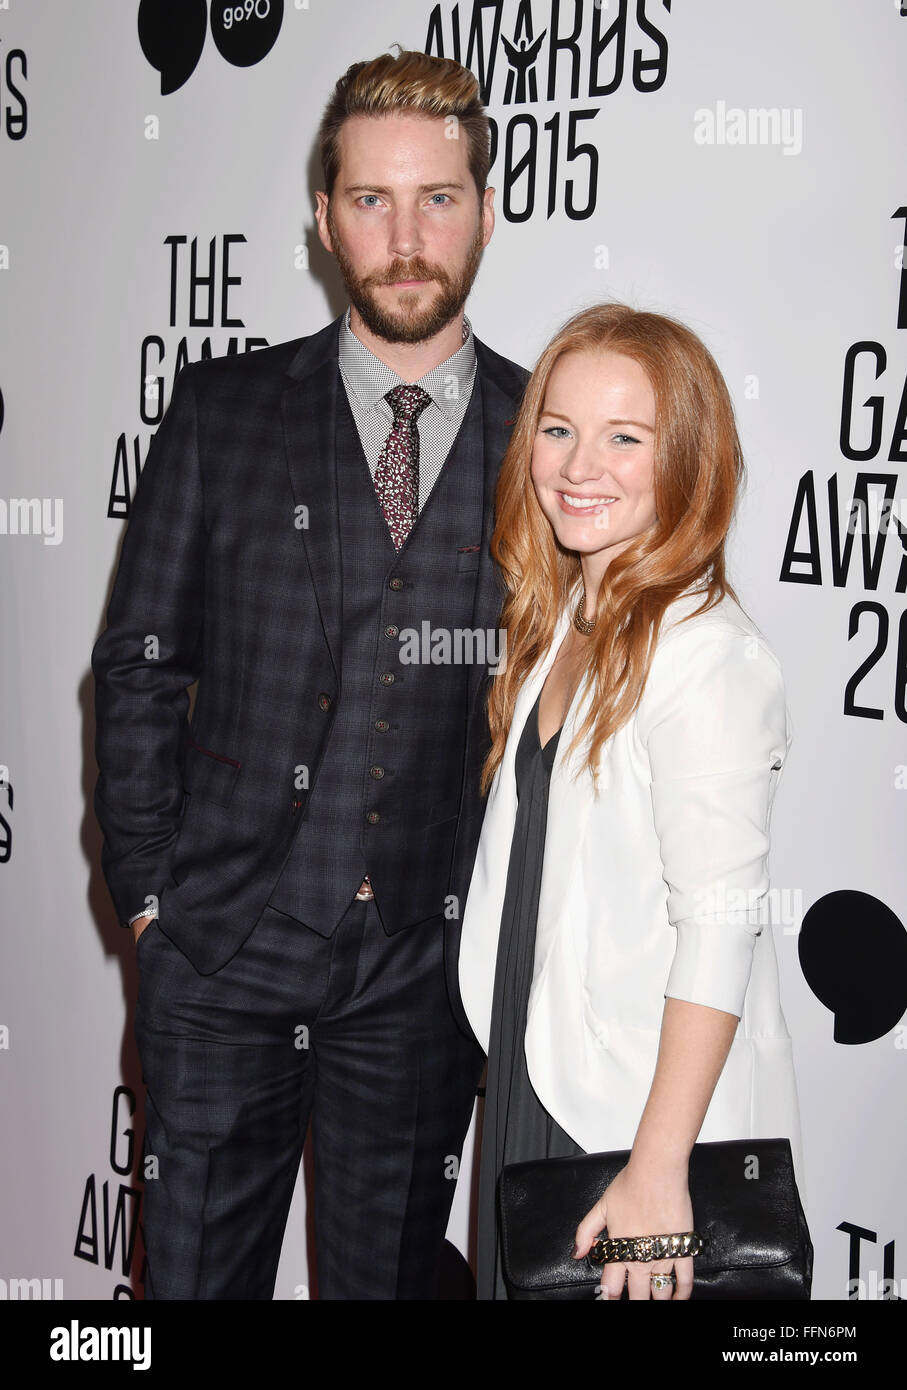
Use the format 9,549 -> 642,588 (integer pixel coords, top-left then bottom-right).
138,0 -> 283,94
138,0 -> 208,96
799,890 -> 907,1043
210,0 -> 284,68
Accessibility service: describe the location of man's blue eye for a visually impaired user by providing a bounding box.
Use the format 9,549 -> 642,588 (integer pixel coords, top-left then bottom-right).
361,195 -> 380,207
430,194 -> 450,204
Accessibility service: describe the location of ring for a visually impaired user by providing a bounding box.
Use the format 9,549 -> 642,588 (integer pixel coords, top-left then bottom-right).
650,1273 -> 675,1291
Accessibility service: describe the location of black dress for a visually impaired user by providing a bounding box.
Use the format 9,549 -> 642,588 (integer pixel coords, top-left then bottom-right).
475,688 -> 586,1301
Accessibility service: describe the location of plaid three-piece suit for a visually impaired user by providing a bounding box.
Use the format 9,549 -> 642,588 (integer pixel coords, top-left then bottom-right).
91,311 -> 529,1298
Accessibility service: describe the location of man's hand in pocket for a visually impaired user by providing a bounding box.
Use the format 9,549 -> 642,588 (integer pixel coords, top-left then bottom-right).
132,915 -> 156,945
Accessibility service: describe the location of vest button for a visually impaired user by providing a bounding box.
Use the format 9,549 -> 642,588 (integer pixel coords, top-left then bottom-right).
374,718 -> 389,733
388,577 -> 404,591
378,672 -> 395,686
317,692 -> 332,711
369,765 -> 385,779
365,810 -> 381,824
384,624 -> 399,638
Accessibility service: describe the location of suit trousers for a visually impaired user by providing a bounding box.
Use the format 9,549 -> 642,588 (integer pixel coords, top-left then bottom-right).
133,896 -> 484,1299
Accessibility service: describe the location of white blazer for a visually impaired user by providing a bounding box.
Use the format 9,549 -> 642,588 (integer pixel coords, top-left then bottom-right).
459,585 -> 808,1205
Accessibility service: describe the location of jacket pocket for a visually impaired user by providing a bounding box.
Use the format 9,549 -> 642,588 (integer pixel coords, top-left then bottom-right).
134,918 -> 158,957
456,547 -> 481,573
183,741 -> 241,808
427,796 -> 460,825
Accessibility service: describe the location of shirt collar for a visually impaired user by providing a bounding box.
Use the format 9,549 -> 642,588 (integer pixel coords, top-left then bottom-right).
338,306 -> 476,421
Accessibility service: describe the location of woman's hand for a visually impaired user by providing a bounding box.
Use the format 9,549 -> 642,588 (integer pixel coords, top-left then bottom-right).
572,1160 -> 695,1300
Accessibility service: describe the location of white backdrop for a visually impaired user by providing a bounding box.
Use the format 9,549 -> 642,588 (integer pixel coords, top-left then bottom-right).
0,0 -> 905,1301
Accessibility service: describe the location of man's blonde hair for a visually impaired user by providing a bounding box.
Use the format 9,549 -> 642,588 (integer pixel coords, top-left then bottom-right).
319,49 -> 491,202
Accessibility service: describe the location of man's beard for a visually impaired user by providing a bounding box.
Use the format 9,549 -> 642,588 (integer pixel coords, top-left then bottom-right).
327,203 -> 485,345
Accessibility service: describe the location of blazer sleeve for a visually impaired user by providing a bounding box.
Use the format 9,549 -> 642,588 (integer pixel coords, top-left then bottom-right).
91,364 -> 206,925
636,619 -> 791,1018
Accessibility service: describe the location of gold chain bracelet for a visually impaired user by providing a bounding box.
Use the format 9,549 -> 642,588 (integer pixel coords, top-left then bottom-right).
588,1230 -> 706,1265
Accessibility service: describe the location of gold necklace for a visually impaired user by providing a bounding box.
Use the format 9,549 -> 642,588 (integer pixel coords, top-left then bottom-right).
573,585 -> 597,635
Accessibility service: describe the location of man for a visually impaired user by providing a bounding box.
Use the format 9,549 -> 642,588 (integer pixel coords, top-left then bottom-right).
91,48 -> 528,1300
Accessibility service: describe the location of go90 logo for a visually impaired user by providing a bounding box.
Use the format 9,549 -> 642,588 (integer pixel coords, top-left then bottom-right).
138,0 -> 284,95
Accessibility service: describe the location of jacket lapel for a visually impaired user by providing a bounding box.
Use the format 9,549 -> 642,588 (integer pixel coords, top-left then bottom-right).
534,627 -> 599,966
490,599 -> 578,814
281,317 -> 345,684
459,599 -> 583,1050
465,341 -> 522,715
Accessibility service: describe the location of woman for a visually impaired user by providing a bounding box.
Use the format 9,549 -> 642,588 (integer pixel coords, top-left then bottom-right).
458,303 -> 806,1301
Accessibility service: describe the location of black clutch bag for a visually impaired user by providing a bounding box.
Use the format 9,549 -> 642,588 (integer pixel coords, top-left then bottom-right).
498,1136 -> 813,1300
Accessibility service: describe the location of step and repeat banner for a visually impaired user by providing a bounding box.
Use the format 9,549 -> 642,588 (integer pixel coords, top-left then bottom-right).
0,0 -> 904,1302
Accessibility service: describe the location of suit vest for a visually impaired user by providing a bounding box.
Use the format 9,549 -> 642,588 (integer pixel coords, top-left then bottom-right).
267,364 -> 486,934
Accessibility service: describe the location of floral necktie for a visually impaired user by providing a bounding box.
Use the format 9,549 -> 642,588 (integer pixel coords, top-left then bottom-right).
374,384 -> 433,550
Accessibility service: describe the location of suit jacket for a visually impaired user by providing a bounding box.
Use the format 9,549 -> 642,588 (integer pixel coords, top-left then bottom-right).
458,585 -> 808,1201
92,312 -> 528,1014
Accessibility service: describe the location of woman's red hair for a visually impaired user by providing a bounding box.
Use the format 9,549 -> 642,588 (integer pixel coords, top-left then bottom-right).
481,302 -> 744,797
